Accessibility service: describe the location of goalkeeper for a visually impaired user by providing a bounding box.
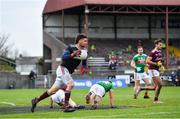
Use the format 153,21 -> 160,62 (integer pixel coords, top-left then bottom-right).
130,46 -> 150,99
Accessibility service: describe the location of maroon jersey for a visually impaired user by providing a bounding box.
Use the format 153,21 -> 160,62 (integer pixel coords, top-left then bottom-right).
148,49 -> 162,70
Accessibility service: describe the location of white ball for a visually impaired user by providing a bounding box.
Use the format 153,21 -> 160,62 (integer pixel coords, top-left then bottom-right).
79,50 -> 88,60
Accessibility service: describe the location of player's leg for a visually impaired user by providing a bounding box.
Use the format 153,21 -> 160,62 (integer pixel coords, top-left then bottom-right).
142,73 -> 151,99
62,68 -> 75,112
87,84 -> 105,109
86,84 -> 97,104
89,92 -> 96,106
69,98 -> 85,109
152,76 -> 162,103
50,97 -> 54,108
140,70 -> 155,91
31,82 -> 60,112
92,95 -> 102,109
85,92 -> 92,104
143,78 -> 150,98
88,93 -> 102,109
64,80 -> 74,107
69,98 -> 77,107
134,73 -> 141,99
31,66 -> 64,112
150,70 -> 162,103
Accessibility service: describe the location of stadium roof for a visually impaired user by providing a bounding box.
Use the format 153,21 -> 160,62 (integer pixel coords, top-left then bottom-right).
43,0 -> 180,14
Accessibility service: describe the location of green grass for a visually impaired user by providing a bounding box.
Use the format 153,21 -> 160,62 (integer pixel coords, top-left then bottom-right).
0,87 -> 180,118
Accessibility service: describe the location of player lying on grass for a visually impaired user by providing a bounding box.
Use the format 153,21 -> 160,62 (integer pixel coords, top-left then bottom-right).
85,81 -> 115,109
50,89 -> 85,109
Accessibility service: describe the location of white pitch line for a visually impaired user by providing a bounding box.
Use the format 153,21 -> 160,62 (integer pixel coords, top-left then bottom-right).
0,102 -> 16,106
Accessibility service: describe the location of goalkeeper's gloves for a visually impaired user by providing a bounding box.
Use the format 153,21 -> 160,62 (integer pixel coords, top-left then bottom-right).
156,61 -> 162,67
159,65 -> 166,74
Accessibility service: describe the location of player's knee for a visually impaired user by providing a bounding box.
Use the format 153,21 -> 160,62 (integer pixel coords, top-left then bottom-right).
66,81 -> 74,90
47,90 -> 54,95
94,96 -> 101,103
68,80 -> 74,86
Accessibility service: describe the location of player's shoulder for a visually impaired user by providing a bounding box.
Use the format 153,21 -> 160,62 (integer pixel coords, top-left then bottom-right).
68,44 -> 76,48
67,44 -> 77,51
142,54 -> 147,57
133,54 -> 139,59
151,49 -> 156,53
134,54 -> 139,58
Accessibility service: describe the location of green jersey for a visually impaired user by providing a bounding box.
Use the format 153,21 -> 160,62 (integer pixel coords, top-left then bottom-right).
133,54 -> 147,73
97,81 -> 113,92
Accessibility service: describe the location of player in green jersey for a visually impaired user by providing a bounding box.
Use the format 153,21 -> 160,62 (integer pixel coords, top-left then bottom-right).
85,81 -> 115,109
130,46 -> 150,99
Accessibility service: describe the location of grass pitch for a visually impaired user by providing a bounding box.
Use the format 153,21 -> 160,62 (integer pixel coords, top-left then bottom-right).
0,87 -> 180,118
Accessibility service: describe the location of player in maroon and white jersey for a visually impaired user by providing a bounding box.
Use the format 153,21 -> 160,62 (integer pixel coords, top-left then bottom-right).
146,39 -> 163,103
137,39 -> 164,103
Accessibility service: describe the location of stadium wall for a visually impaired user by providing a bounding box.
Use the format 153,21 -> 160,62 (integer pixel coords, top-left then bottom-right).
0,72 -> 29,89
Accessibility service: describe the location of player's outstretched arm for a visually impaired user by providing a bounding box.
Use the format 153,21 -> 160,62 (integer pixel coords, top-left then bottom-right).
108,90 -> 115,108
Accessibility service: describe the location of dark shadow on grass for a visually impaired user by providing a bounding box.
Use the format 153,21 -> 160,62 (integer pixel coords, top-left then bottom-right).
0,105 -> 144,114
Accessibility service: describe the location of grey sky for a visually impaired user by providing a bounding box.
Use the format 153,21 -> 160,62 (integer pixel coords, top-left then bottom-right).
0,0 -> 47,57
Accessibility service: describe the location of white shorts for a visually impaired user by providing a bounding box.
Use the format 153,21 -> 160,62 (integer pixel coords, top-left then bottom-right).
54,66 -> 73,87
134,72 -> 149,81
89,84 -> 105,97
148,69 -> 160,78
51,90 -> 65,103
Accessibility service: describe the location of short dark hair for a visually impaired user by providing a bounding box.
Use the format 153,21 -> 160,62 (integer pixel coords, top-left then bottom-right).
75,34 -> 87,44
137,46 -> 143,49
154,39 -> 162,45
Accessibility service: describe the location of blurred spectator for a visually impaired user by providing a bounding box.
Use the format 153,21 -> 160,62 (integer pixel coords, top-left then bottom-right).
28,70 -> 37,88
109,56 -> 118,70
128,44 -> 132,52
171,71 -> 176,86
176,66 -> 180,86
90,44 -> 96,52
162,40 -> 166,49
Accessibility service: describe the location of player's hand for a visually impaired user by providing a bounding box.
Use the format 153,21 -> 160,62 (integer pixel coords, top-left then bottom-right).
71,50 -> 81,57
144,66 -> 149,73
80,66 -> 88,75
159,65 -> 165,74
136,67 -> 141,72
80,66 -> 85,75
156,61 -> 162,67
